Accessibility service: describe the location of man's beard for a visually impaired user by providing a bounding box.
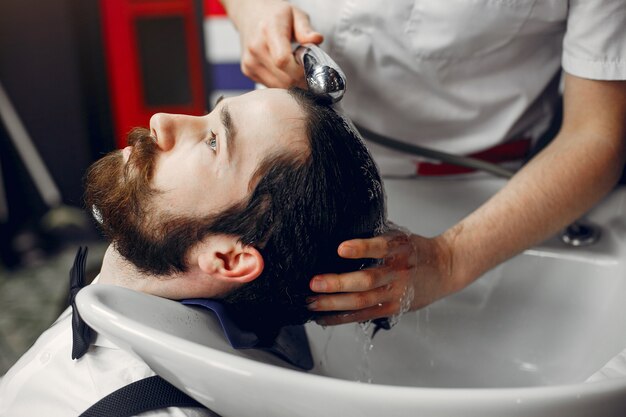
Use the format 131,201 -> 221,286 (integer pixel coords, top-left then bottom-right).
84,128 -> 203,275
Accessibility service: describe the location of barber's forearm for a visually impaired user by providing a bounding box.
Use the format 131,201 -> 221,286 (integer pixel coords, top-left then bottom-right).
442,129 -> 624,290
441,75 -> 626,290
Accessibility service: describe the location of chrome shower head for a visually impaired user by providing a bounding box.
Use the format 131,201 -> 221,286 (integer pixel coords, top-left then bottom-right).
294,44 -> 346,103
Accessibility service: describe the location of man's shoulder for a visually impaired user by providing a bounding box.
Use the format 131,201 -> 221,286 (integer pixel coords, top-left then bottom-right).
0,310 -> 145,415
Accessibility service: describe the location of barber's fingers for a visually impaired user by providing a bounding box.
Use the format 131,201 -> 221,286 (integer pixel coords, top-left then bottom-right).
241,6 -> 319,87
315,303 -> 399,326
240,25 -> 286,86
338,231 -> 414,261
265,7 -> 323,74
243,40 -> 303,87
255,63 -> 306,89
265,10 -> 300,75
310,266 -> 396,293
242,41 -> 296,87
307,284 -> 397,312
242,57 -> 287,88
292,8 -> 324,45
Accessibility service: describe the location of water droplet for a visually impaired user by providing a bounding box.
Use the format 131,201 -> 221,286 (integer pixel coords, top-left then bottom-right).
355,323 -> 374,383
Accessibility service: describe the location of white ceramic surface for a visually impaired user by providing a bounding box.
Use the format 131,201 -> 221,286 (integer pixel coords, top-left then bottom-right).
76,177 -> 626,417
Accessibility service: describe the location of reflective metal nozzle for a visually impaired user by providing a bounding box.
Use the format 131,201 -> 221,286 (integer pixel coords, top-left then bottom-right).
294,44 -> 346,103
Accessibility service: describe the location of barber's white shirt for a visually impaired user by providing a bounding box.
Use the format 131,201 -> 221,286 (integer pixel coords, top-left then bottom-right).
0,306 -> 212,417
292,0 -> 626,175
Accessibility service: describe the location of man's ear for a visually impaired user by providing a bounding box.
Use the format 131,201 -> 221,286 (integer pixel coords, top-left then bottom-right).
196,235 -> 264,284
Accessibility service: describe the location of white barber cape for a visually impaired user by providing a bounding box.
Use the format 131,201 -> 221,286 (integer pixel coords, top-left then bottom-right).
291,0 -> 626,176
0,290 -> 212,417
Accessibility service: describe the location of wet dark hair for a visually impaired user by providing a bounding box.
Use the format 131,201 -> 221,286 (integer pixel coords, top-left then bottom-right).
85,88 -> 386,337
220,88 -> 387,336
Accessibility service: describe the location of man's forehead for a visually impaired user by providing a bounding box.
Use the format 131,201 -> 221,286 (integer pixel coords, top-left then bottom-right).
231,88 -> 301,113
227,90 -> 308,145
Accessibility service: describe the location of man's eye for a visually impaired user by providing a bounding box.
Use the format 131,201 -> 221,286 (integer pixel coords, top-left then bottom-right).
206,131 -> 217,151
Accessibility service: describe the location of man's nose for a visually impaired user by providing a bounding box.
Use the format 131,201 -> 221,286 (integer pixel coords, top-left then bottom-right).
149,113 -> 177,151
149,113 -> 206,151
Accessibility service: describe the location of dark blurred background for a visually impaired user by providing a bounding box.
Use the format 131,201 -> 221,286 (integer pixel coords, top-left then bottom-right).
0,0 -> 253,373
0,0 -> 109,269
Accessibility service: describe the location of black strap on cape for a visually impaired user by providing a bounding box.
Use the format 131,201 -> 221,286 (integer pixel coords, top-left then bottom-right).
79,375 -> 213,417
69,246 -> 93,359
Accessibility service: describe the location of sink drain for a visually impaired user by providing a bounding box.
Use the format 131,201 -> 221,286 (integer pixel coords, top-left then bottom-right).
560,222 -> 601,247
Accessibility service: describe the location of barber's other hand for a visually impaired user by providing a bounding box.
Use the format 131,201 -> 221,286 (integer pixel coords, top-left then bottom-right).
307,231 -> 458,325
222,0 -> 324,88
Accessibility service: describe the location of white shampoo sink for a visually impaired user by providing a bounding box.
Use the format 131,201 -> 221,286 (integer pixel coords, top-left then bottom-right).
76,177 -> 626,416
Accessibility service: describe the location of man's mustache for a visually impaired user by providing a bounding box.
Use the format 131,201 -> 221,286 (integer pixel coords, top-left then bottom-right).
127,127 -> 155,147
124,127 -> 158,181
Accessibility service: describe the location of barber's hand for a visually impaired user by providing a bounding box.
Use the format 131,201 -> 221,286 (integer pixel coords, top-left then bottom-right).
223,0 -> 324,88
307,230 -> 458,326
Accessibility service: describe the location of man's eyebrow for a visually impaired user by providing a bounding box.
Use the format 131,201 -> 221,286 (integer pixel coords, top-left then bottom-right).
220,103 -> 236,162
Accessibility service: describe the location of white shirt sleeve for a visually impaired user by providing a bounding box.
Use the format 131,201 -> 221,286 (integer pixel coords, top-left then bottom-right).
562,0 -> 626,80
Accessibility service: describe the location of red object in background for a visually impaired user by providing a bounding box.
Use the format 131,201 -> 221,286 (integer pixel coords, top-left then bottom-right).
100,0 -> 207,149
204,0 -> 226,16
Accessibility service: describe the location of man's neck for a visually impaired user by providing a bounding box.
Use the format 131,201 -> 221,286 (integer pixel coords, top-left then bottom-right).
98,245 -> 151,288
96,244 -> 236,300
